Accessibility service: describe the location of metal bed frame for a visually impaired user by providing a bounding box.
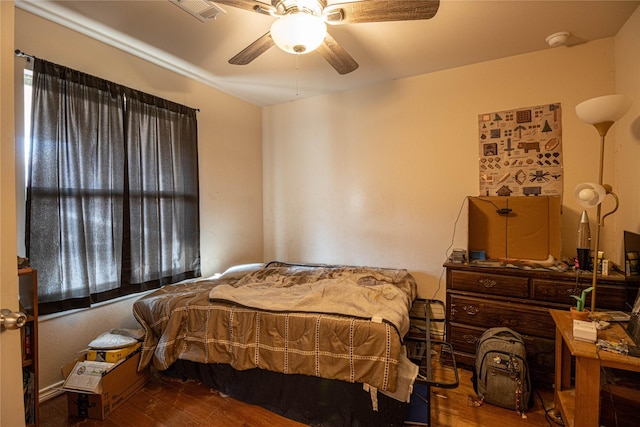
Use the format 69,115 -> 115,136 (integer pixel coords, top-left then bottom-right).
404,299 -> 459,426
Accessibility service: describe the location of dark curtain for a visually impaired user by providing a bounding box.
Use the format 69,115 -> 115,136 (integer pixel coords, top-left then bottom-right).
27,59 -> 200,315
122,89 -> 200,291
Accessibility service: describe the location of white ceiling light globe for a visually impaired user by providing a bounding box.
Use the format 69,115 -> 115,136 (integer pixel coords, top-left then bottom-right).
271,13 -> 327,55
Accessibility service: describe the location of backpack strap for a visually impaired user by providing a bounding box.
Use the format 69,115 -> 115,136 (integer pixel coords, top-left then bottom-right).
515,378 -> 523,415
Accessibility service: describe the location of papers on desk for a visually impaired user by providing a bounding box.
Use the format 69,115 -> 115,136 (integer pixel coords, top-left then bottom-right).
605,311 -> 631,322
62,360 -> 115,393
573,320 -> 597,343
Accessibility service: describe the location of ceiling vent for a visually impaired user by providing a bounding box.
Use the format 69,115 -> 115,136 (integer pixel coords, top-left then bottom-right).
170,0 -> 226,22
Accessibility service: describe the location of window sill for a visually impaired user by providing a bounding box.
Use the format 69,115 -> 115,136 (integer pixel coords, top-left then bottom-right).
39,290 -> 155,322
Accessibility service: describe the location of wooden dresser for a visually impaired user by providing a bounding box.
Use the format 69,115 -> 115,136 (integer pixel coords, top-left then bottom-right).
444,262 -> 633,384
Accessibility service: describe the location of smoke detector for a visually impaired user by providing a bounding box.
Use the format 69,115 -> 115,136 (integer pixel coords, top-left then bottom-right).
546,32 -> 570,47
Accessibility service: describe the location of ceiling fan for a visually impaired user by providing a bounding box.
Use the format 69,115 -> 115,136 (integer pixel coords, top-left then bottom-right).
172,0 -> 440,75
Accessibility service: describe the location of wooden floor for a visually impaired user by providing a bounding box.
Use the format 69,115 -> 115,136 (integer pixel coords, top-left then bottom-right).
39,365 -> 562,427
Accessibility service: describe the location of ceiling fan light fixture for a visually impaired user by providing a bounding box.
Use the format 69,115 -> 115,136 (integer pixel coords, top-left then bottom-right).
270,12 -> 327,54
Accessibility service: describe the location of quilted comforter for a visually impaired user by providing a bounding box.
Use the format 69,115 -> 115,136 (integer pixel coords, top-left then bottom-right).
133,263 -> 417,392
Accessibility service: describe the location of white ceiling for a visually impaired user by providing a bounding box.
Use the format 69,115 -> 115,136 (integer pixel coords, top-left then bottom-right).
15,0 -> 640,106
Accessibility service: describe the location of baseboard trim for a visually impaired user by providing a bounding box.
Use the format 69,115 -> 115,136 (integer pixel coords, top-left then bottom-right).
39,381 -> 65,403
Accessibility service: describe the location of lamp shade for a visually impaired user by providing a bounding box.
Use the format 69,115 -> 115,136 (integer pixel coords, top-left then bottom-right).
271,13 -> 327,54
575,94 -> 633,125
574,182 -> 607,208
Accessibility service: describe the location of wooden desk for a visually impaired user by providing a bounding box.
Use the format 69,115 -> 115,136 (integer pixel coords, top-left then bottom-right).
550,309 -> 640,427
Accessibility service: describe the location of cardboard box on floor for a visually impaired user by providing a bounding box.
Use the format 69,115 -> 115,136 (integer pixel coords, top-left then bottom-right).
61,351 -> 150,420
468,196 -> 561,260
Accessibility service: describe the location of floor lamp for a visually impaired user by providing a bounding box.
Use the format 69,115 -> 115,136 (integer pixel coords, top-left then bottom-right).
574,94 -> 633,314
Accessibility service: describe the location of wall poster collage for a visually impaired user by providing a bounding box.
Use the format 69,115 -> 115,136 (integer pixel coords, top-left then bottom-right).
478,103 -> 563,197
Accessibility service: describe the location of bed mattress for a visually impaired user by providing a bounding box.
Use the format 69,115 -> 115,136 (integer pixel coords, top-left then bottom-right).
133,263 -> 417,392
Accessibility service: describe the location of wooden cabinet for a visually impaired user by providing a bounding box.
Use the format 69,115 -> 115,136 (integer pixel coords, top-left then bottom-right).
19,268 -> 39,427
444,263 -> 630,384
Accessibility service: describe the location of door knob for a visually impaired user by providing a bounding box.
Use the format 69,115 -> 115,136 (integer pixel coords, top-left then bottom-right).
1,309 -> 27,330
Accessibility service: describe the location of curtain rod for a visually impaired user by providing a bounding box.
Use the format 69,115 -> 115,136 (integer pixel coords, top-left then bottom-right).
14,49 -> 200,113
15,49 -> 35,61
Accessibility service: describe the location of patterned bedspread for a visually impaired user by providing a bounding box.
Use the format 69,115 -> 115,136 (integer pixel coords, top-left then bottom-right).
133,263 -> 417,392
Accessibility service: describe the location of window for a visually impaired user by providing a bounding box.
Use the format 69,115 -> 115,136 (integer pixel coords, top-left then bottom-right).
23,69 -> 32,186
26,59 -> 200,315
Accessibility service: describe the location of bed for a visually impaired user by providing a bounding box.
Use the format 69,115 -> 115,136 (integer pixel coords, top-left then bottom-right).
133,261 -> 420,426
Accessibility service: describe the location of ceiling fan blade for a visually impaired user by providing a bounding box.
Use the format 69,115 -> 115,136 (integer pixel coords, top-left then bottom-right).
316,32 -> 359,75
213,0 -> 275,15
229,32 -> 275,65
325,0 -> 439,25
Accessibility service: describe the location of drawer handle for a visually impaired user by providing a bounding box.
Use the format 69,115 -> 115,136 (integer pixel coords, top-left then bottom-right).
463,334 -> 479,344
478,278 -> 497,288
463,305 -> 479,315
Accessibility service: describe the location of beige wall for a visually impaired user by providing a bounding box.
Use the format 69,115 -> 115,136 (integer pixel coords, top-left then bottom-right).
15,9 -> 264,392
263,37 -> 629,299
615,7 -> 640,246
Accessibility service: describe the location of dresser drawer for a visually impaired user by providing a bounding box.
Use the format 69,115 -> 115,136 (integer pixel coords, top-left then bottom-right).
449,270 -> 529,298
531,279 -> 585,305
449,323 -> 484,355
532,279 -> 628,310
449,294 -> 555,338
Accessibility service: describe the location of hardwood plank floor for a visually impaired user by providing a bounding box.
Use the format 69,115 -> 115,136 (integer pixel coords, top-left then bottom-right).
39,365 -> 561,427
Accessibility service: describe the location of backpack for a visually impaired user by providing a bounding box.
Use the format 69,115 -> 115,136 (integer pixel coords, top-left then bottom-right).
472,327 -> 531,414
